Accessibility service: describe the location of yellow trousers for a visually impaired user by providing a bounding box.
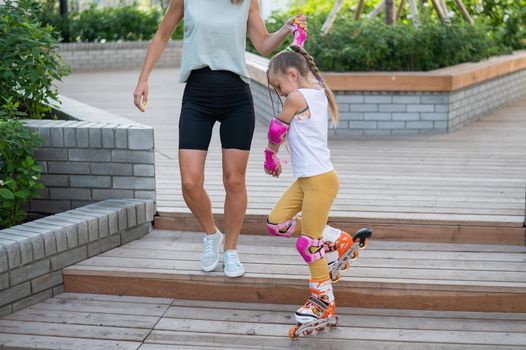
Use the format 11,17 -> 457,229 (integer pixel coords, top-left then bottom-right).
268,170 -> 339,281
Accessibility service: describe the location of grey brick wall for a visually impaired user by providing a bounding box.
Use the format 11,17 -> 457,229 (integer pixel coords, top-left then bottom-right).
59,41 -> 182,72
21,95 -> 156,214
449,69 -> 526,131
0,199 -> 155,317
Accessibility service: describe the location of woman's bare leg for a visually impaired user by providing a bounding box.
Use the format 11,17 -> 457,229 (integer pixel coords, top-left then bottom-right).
222,149 -> 250,250
179,149 -> 216,234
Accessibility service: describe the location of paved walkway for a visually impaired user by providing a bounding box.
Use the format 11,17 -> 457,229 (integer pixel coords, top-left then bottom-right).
58,69 -> 526,239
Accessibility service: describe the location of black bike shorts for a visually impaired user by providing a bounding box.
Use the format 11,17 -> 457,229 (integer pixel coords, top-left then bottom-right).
179,67 -> 256,151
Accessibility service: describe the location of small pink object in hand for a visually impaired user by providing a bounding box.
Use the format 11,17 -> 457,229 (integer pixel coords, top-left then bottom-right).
292,22 -> 307,48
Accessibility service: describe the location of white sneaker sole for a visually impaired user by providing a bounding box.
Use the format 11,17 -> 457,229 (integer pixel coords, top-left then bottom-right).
200,234 -> 223,272
224,268 -> 245,278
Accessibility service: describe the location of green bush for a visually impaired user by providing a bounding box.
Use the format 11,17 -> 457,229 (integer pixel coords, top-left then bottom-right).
0,119 -> 45,229
0,0 -> 71,119
36,2 -> 184,43
252,1 -> 518,72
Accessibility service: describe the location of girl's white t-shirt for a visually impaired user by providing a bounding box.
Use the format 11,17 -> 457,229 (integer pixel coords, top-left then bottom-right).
287,88 -> 334,178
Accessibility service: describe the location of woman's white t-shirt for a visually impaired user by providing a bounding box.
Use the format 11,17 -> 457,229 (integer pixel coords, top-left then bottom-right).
287,88 -> 334,178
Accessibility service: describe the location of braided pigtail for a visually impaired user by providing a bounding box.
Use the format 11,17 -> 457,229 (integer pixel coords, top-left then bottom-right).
289,45 -> 339,127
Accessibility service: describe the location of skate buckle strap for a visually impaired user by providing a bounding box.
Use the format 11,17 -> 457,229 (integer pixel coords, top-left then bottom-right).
266,217 -> 296,238
296,235 -> 326,264
308,296 -> 328,312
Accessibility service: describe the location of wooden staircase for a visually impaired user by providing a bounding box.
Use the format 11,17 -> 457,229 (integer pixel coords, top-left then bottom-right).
63,229 -> 526,313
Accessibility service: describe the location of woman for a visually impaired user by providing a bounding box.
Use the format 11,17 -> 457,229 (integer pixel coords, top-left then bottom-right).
133,0 -> 306,277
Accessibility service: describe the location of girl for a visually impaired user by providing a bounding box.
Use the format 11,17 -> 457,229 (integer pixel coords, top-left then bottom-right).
263,45 -> 370,337
133,0 -> 306,278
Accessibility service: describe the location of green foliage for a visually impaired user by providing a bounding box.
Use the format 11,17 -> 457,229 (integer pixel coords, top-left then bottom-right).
0,0 -> 71,119
0,119 -> 45,229
251,0 -> 520,72
35,2 -> 184,42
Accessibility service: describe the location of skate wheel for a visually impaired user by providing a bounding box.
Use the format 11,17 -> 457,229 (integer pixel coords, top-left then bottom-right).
328,316 -> 339,328
302,328 -> 314,336
342,261 -> 350,271
288,325 -> 299,339
359,240 -> 368,249
332,273 -> 341,283
350,250 -> 359,261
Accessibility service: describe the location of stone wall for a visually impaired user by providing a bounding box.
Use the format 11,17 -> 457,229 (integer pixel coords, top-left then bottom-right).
59,41 -> 182,72
21,95 -> 155,214
0,199 -> 155,316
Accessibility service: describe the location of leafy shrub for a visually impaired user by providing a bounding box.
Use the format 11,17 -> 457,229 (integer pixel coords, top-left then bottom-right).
36,2 -> 184,42
251,2 -> 517,72
0,119 -> 45,229
0,0 -> 71,119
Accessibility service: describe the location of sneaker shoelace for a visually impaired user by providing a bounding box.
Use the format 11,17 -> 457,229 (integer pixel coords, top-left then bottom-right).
224,252 -> 241,267
202,236 -> 216,257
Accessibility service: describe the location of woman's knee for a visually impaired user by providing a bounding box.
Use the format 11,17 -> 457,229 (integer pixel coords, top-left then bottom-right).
181,175 -> 204,194
223,174 -> 246,193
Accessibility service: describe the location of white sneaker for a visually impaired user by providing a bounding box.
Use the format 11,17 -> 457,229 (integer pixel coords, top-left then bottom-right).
200,231 -> 223,272
223,250 -> 245,278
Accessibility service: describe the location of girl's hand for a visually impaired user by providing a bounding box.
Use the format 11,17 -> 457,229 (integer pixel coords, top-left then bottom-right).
133,80 -> 149,112
286,14 -> 307,33
264,164 -> 282,178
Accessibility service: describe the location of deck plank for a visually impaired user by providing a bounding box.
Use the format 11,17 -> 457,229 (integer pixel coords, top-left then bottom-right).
3,293 -> 526,349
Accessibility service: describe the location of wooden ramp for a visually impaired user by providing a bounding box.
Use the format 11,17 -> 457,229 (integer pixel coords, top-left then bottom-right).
58,70 -> 526,246
2,293 -> 526,349
63,230 -> 526,313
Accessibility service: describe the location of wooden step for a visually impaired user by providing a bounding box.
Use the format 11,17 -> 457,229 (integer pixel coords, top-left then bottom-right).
63,230 -> 526,313
154,210 -> 526,245
2,293 -> 526,349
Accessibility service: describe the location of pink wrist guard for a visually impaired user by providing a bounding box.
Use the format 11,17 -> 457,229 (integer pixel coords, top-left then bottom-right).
268,118 -> 289,145
292,24 -> 307,48
264,147 -> 280,172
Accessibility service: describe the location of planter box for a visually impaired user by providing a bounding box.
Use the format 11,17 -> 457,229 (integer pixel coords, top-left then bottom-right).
0,199 -> 155,316
21,95 -> 156,214
248,51 -> 526,136
59,40 -> 182,72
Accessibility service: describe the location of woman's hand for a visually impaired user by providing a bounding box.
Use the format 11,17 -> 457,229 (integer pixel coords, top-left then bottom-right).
286,14 -> 307,33
133,80 -> 149,112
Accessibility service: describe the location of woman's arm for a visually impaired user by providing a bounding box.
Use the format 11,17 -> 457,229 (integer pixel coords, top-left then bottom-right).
247,0 -> 306,57
134,0 -> 184,111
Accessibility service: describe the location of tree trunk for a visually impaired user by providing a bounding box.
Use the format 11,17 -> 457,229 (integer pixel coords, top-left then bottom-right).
430,0 -> 446,20
385,0 -> 395,25
408,0 -> 420,27
321,0 -> 345,35
355,0 -> 366,20
453,0 -> 474,24
396,0 -> 406,20
369,0 -> 385,19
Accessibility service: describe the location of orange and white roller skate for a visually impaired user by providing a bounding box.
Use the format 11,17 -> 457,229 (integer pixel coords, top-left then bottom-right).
289,279 -> 338,338
323,226 -> 372,283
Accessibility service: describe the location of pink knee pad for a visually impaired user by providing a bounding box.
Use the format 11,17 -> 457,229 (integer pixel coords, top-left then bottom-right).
296,235 -> 326,264
266,217 -> 296,238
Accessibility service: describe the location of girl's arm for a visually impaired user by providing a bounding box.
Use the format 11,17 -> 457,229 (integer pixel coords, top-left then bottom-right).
134,0 -> 184,111
267,91 -> 305,153
247,0 -> 306,57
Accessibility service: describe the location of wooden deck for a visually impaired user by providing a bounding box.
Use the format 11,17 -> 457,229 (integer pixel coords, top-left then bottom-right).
63,229 -> 526,312
58,70 -> 526,244
2,292 -> 526,349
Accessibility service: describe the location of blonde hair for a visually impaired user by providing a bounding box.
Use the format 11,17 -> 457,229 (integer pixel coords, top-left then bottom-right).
267,45 -> 339,127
